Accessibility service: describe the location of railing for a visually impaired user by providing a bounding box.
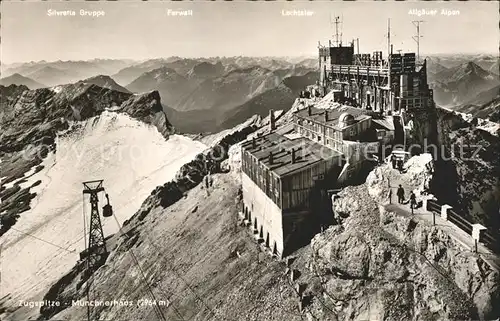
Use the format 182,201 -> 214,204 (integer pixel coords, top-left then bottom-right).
447,208 -> 473,235
483,231 -> 500,254
426,199 -> 500,254
330,65 -> 389,77
426,199 -> 440,213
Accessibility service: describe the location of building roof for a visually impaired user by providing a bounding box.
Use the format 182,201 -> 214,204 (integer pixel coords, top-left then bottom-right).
372,118 -> 395,131
241,132 -> 343,177
295,105 -> 371,131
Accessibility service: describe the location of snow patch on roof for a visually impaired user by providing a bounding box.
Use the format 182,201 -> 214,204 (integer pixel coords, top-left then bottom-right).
283,132 -> 302,140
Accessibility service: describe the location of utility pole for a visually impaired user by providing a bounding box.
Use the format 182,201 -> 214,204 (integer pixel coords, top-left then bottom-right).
412,20 -> 424,62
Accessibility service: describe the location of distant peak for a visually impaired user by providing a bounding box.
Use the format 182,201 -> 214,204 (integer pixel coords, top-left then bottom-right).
464,61 -> 484,73
84,74 -> 113,81
78,75 -> 131,93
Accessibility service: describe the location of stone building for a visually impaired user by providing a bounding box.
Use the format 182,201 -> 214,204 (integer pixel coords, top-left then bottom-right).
240,26 -> 437,257
240,106 -> 388,257
318,41 -> 434,115
241,130 -> 343,257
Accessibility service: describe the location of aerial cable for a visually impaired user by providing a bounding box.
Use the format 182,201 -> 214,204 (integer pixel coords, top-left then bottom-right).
110,210 -> 171,321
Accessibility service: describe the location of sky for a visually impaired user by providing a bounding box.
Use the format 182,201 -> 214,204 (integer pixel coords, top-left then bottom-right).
1,1 -> 498,64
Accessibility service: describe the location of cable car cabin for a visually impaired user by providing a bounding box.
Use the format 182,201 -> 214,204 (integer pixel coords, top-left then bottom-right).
102,193 -> 113,217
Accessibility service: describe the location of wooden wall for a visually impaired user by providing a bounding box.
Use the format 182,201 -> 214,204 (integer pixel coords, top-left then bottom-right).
281,157 -> 341,212
241,148 -> 281,208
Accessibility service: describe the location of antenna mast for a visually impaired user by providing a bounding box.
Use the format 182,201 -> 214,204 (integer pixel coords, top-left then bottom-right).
340,14 -> 344,46
387,18 -> 392,113
412,20 -> 424,61
333,16 -> 341,46
387,18 -> 391,58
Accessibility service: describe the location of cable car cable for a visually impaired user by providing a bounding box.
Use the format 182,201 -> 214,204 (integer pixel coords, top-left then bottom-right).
108,206 -> 173,321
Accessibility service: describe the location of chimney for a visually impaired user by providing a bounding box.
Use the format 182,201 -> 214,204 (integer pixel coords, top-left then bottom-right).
308,106 -> 312,116
291,148 -> 296,164
324,110 -> 329,122
269,152 -> 274,165
269,109 -> 276,131
252,137 -> 256,149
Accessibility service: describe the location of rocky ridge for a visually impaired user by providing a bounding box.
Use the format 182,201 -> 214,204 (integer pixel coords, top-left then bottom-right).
0,83 -> 174,236
431,107 -> 500,233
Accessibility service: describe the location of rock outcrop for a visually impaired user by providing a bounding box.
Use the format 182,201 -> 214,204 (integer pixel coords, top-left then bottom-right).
311,183 -> 499,321
120,90 -> 174,139
431,107 -> 500,232
366,153 -> 434,205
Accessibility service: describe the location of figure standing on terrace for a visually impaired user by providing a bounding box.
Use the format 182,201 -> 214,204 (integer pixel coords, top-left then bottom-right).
397,184 -> 405,204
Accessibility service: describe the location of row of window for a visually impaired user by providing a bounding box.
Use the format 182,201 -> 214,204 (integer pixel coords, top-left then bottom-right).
241,150 -> 281,207
295,117 -> 344,141
297,126 -> 345,152
296,116 -> 371,141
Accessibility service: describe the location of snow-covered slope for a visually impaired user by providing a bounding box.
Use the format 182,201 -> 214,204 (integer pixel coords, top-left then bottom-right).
0,111 -> 206,312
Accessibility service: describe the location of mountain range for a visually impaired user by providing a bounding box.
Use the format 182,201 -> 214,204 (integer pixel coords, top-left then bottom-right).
1,59 -> 136,87
2,57 -> 319,132
454,85 -> 500,121
162,68 -> 318,133
4,55 -> 498,132
0,73 -> 45,89
122,59 -> 318,132
76,75 -> 131,93
429,60 -> 500,120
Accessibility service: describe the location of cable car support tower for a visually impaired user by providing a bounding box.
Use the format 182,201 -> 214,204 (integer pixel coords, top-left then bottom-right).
82,180 -> 111,272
